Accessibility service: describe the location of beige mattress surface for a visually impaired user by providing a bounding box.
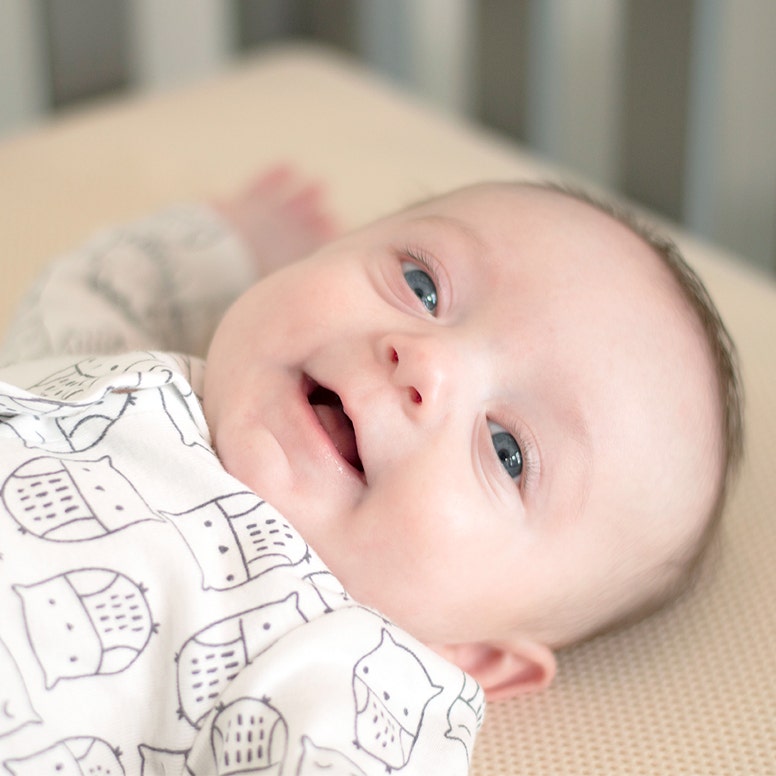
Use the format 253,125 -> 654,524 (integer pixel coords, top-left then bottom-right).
0,45 -> 773,774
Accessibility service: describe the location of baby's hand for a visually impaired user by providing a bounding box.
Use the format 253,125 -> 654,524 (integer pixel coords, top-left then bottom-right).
213,165 -> 338,277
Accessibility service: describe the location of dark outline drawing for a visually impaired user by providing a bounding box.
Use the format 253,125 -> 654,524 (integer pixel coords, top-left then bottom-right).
156,385 -> 210,452
302,571 -> 351,614
27,354 -> 174,402
176,592 -> 307,728
0,391 -> 134,453
3,736 -> 124,776
209,696 -> 288,775
14,567 -> 155,688
163,492 -> 309,591
1,455 -> 162,541
352,629 -> 442,772
444,673 -> 485,763
137,744 -> 187,776
295,735 -> 367,776
0,352 -> 201,455
0,637 -> 40,739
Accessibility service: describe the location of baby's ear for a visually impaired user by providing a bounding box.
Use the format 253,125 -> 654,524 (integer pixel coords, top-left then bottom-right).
431,639 -> 556,701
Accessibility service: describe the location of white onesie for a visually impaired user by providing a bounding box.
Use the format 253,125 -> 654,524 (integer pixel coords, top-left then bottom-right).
0,206 -> 484,775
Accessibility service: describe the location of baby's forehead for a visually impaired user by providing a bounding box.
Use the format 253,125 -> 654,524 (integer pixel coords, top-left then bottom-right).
410,183 -> 675,293
432,187 -> 714,430
410,183 -> 630,247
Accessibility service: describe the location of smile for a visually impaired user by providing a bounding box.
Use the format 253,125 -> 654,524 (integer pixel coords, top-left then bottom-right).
306,379 -> 364,475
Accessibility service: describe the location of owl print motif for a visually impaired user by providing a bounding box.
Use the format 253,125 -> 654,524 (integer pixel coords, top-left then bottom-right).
295,736 -> 367,776
26,353 -> 175,402
176,593 -> 307,728
0,637 -> 39,738
163,492 -> 309,591
0,389 -> 134,454
0,353 -> 193,454
303,571 -> 351,614
207,697 -> 288,776
137,745 -> 187,776
14,568 -> 154,688
154,354 -> 211,450
157,382 -> 210,450
3,736 -> 124,776
444,673 -> 485,763
1,455 -> 162,541
352,629 -> 442,771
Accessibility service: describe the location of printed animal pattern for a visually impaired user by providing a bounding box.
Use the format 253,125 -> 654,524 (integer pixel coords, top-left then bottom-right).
0,638 -> 39,738
445,675 -> 486,761
304,571 -> 351,613
137,746 -> 187,776
0,354 -> 156,416
25,354 -> 173,402
296,736 -> 367,776
210,697 -> 288,775
352,629 -> 442,770
0,206 -> 482,775
0,352 -> 206,456
3,736 -> 124,776
164,492 -> 309,591
14,568 -> 154,688
2,455 -> 161,540
158,381 -> 210,450
176,593 -> 307,728
0,348 -> 197,459
0,388 -> 135,453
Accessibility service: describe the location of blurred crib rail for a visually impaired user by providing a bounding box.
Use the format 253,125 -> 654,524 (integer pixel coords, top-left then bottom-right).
1,0 -> 773,272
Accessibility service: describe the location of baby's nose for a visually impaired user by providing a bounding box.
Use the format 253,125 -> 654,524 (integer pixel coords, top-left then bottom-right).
384,334 -> 457,417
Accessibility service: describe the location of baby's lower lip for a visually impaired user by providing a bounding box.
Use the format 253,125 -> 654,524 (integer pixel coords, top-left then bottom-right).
300,373 -> 366,482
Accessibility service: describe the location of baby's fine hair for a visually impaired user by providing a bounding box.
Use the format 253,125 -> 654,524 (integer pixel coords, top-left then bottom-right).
527,180 -> 744,645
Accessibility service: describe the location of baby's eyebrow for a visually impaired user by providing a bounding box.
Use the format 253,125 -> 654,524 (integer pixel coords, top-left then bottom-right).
525,379 -> 593,523
565,408 -> 594,522
545,396 -> 594,525
409,214 -> 487,252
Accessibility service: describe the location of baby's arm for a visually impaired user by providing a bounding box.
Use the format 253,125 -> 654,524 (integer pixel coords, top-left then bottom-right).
184,606 -> 479,776
0,167 -> 335,365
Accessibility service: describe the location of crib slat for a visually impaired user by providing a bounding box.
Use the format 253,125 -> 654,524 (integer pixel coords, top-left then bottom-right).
684,0 -> 776,271
0,0 -> 46,134
127,0 -> 232,89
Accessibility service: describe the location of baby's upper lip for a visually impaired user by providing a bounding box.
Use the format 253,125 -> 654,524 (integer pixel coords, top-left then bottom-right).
304,374 -> 365,481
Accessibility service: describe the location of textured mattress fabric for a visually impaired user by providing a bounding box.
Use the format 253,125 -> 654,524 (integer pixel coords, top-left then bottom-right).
0,44 -> 773,775
474,247 -> 775,775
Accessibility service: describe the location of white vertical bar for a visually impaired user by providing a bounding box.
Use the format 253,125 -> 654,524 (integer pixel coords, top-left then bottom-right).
684,0 -> 776,270
128,0 -> 232,90
405,0 -> 476,115
0,0 -> 46,135
356,0 -> 413,83
525,0 -> 625,187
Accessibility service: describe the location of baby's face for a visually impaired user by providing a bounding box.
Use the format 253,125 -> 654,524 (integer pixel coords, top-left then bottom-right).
204,184 -> 720,651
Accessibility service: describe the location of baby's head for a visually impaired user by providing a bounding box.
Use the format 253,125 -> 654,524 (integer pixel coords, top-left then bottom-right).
204,182 -> 742,699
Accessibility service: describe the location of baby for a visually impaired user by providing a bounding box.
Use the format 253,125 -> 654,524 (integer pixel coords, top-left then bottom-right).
0,168 -> 741,775
209,170 -> 742,661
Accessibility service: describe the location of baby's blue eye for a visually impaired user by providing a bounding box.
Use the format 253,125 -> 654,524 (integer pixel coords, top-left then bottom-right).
489,422 -> 523,480
402,262 -> 438,314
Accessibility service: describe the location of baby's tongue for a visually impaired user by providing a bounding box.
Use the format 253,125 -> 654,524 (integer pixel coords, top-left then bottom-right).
311,403 -> 360,469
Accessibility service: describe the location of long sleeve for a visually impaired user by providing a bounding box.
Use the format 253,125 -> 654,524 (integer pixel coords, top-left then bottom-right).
184,606 -> 484,776
0,204 -> 255,365
0,352 -> 483,775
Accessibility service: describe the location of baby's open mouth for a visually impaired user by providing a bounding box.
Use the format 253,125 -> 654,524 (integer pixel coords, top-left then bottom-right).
307,381 -> 364,474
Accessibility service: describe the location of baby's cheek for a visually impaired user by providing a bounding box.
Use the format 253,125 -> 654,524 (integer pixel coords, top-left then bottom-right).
366,488 -> 464,575
217,426 -> 291,505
